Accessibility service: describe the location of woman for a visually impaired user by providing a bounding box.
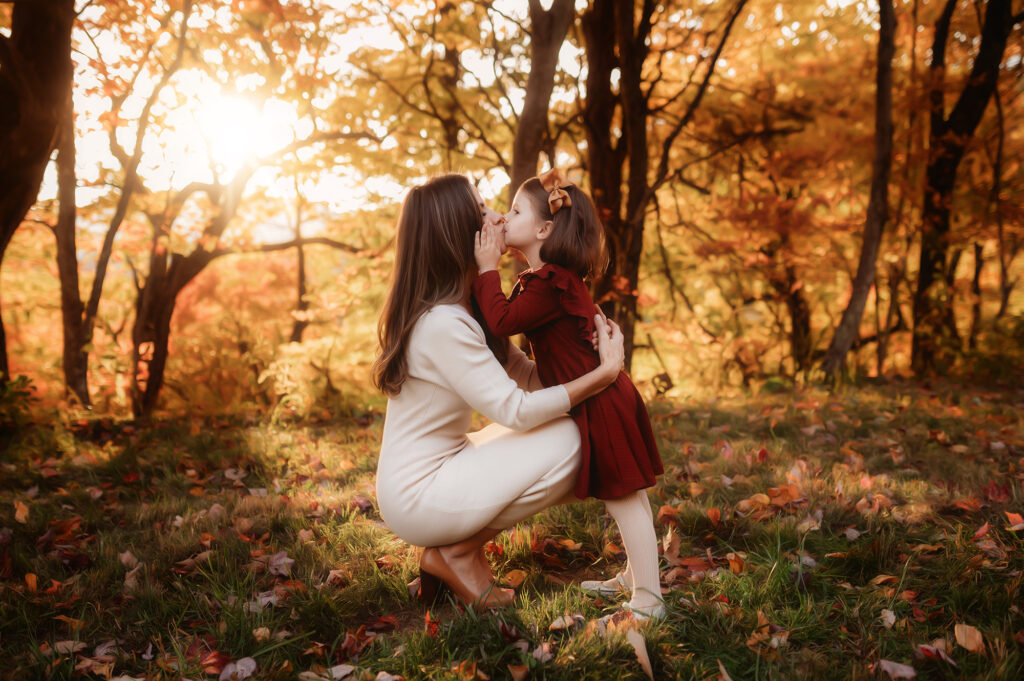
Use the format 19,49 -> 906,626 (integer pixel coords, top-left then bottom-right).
373,174 -> 624,608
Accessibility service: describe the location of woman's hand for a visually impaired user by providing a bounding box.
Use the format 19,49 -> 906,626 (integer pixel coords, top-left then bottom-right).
590,304 -> 610,350
593,313 -> 624,383
474,221 -> 503,273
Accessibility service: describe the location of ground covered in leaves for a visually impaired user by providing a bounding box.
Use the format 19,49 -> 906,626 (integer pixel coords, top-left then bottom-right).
2,380 -> 1023,680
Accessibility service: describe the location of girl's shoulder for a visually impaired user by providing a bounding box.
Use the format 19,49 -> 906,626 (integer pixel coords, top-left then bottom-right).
523,263 -> 586,290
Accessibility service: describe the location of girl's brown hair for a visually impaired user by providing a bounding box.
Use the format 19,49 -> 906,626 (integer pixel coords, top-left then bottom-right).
519,177 -> 608,279
372,174 -> 507,396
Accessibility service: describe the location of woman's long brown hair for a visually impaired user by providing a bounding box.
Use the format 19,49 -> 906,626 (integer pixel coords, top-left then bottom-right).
372,174 -> 507,396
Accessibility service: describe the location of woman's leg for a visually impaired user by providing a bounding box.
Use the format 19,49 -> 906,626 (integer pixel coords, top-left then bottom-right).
604,490 -> 663,614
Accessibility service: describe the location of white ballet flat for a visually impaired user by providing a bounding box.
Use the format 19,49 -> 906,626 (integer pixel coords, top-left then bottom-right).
579,571 -> 630,596
595,602 -> 667,631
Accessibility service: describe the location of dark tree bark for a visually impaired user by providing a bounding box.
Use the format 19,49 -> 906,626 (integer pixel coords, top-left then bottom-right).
507,0 -> 574,203
911,0 -> 1013,375
821,0 -> 896,378
129,131 -> 372,417
0,0 -> 76,381
968,242 -> 983,350
582,0 -> 747,370
54,76 -> 90,406
290,192 -> 308,344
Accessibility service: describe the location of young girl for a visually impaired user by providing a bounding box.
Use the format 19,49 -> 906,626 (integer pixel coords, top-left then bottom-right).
472,169 -> 665,620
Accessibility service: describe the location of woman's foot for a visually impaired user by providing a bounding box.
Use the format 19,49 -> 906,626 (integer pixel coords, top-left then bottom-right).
420,547 -> 514,608
580,571 -> 630,597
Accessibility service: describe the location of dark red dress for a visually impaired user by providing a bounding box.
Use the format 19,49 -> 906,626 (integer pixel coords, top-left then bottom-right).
472,264 -> 663,500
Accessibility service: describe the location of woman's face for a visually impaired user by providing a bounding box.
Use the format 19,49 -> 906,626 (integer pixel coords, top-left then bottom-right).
471,185 -> 504,231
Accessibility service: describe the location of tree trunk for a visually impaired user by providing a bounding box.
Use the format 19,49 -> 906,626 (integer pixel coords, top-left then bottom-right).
54,78 -> 90,406
0,0 -> 76,380
131,242 -> 214,417
508,0 -> 574,203
822,0 -> 896,378
911,0 -> 1012,375
582,0 -> 654,370
968,242 -> 983,350
290,193 -> 308,344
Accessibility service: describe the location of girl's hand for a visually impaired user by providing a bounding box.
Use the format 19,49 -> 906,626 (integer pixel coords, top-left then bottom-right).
475,221 -> 503,273
594,314 -> 624,383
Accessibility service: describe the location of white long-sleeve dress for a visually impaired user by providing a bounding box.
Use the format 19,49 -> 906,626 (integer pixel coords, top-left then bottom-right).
375,303 -> 582,547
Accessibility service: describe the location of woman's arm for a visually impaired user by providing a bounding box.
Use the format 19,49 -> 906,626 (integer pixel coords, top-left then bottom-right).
503,342 -> 543,391
420,308 -> 622,431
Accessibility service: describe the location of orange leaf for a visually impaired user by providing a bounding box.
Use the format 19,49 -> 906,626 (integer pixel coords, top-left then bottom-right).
972,522 -> 990,540
14,501 -> 29,524
508,664 -> 529,681
707,507 -> 721,527
1005,511 -> 1024,531
504,569 -> 527,589
25,573 -> 37,592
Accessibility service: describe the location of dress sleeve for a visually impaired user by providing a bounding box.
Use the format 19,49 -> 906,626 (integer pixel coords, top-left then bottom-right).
471,270 -> 565,336
422,310 -> 569,431
503,342 -> 544,391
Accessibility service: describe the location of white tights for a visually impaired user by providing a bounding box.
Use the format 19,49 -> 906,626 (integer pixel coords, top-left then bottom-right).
604,489 -> 662,612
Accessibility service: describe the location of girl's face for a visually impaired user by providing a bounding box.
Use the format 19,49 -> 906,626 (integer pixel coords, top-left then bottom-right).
502,190 -> 545,250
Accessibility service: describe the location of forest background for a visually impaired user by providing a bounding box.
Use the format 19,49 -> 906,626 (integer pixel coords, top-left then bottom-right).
3,2 -> 1024,679
1,0 -> 1023,419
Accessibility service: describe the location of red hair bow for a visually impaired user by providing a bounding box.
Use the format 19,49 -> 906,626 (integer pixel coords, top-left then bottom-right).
539,168 -> 572,214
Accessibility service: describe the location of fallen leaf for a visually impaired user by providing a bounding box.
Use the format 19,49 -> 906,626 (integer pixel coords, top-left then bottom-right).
268,550 -> 294,576
252,627 -> 270,643
374,673 -> 405,681
549,613 -> 584,631
14,501 -> 29,524
624,628 -> 653,681
954,623 -> 985,653
726,552 -> 746,574
972,522 -> 990,541
880,609 -> 896,629
662,527 -> 681,566
717,659 -> 734,681
877,659 -> 916,679
220,657 -> 257,680
507,663 -> 529,681
329,664 -> 356,679
504,569 -> 527,589
531,641 -> 554,663
1005,511 -> 1024,531
913,641 -> 957,667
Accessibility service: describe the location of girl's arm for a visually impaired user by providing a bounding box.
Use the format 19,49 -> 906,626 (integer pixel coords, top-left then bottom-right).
473,222 -> 563,336
472,270 -> 563,336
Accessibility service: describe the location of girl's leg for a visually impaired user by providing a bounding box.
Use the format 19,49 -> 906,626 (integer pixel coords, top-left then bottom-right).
587,489 -> 654,592
604,490 -> 663,615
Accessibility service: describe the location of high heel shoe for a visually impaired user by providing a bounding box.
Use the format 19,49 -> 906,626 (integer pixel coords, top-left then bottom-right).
420,547 -> 514,609
416,567 -> 448,604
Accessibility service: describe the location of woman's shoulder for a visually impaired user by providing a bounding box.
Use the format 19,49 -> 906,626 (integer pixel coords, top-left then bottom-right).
414,304 -> 485,342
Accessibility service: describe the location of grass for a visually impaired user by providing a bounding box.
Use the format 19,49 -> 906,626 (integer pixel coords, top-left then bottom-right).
1,380 -> 1023,680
